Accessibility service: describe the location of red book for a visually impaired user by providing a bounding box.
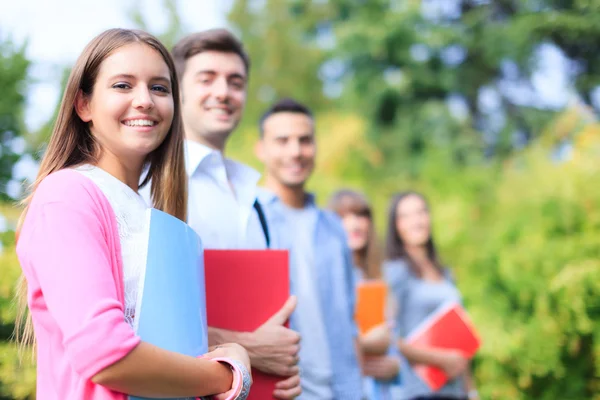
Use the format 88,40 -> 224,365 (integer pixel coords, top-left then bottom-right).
204,250 -> 290,400
406,301 -> 481,391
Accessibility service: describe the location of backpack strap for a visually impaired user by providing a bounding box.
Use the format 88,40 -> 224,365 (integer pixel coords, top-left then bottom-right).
253,199 -> 270,248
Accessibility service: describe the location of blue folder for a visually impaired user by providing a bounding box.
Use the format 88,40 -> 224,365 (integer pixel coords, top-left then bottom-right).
130,208 -> 208,400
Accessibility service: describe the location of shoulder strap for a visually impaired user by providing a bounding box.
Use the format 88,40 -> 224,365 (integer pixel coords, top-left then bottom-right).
253,199 -> 270,248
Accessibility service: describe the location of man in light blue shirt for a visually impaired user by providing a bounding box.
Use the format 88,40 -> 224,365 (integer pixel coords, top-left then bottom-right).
255,98 -> 363,399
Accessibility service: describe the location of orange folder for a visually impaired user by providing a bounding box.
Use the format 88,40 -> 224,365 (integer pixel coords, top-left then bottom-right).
204,250 -> 290,400
355,280 -> 388,334
406,301 -> 481,391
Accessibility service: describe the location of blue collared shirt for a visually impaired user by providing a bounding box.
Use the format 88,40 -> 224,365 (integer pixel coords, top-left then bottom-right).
258,189 -> 363,399
385,259 -> 465,399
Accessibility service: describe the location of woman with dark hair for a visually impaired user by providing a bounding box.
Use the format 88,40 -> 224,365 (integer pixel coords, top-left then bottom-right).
329,189 -> 400,400
384,192 -> 478,400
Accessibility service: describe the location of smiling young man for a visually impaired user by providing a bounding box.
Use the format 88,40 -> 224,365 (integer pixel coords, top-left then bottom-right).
164,30 -> 302,399
172,29 -> 259,249
255,98 -> 363,399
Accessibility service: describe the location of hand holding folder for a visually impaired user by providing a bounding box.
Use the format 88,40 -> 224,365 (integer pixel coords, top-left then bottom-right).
131,209 -> 208,400
251,296 -> 300,374
406,301 -> 481,391
204,250 -> 291,400
355,280 -> 391,356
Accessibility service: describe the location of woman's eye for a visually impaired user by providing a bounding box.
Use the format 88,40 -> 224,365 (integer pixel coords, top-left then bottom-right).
112,83 -> 131,89
151,85 -> 170,93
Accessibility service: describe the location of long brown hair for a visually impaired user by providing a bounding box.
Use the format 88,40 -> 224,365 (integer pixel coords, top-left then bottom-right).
385,191 -> 443,277
15,28 -> 187,351
329,189 -> 382,279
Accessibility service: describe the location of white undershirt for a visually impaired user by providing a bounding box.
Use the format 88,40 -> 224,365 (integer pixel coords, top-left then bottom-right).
75,164 -> 149,328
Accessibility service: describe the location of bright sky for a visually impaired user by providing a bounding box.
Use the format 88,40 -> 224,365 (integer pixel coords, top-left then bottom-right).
0,0 -> 232,201
0,0 -> 232,130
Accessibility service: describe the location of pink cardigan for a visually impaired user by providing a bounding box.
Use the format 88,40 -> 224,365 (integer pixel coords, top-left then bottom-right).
16,169 -> 141,400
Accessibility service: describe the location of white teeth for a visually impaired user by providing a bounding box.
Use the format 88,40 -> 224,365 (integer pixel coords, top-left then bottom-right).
124,119 -> 156,127
209,108 -> 229,115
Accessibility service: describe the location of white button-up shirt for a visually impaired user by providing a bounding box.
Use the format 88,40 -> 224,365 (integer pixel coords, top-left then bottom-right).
140,140 -> 268,249
183,140 -> 267,249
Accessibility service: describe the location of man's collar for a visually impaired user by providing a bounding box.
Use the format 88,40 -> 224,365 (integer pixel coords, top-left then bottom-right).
256,187 -> 278,205
185,139 -> 261,185
257,187 -> 316,207
184,140 -> 216,177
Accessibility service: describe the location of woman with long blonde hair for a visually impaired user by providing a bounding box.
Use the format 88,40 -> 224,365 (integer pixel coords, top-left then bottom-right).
15,28 -> 250,400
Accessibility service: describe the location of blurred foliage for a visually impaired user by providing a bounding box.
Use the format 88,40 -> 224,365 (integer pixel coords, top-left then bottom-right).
446,124 -> 600,400
0,205 -> 34,399
2,0 -> 600,398
0,34 -> 35,398
228,0 -> 330,130
0,36 -> 29,202
230,0 -> 600,176
28,67 -> 71,154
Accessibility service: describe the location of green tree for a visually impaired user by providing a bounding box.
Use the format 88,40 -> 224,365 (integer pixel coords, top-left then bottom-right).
279,0 -> 600,174
0,36 -> 29,201
227,0 -> 330,134
0,34 -> 36,399
438,120 -> 600,399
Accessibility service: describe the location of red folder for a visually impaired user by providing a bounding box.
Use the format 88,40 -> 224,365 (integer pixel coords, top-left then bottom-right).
204,250 -> 290,400
406,301 -> 481,391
